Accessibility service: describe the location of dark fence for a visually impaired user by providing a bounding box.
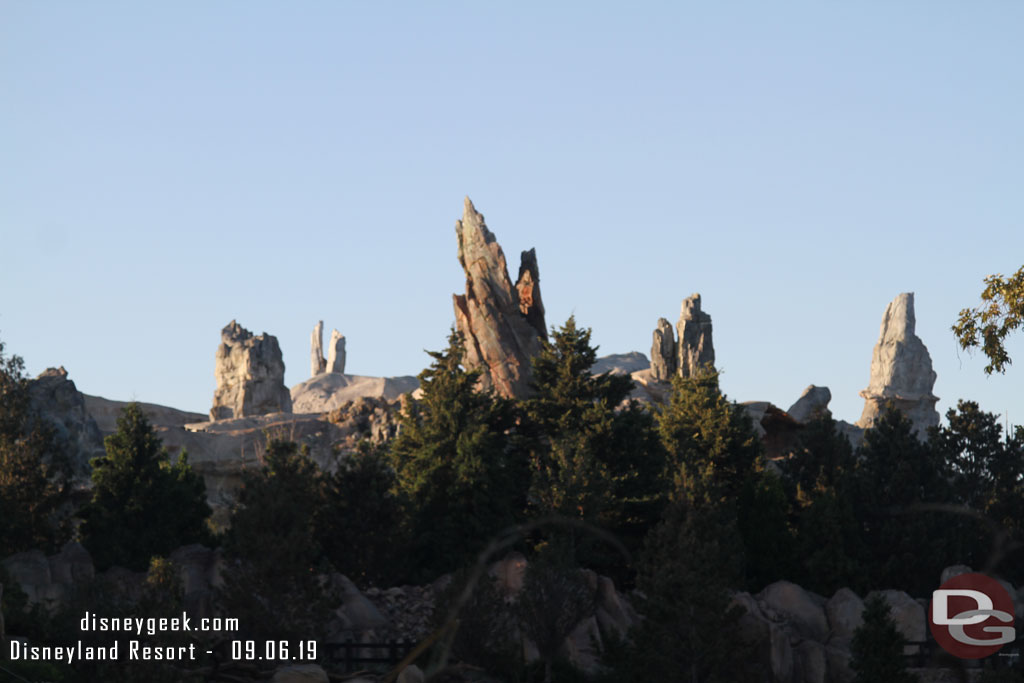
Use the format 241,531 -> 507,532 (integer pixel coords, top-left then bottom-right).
327,639 -> 417,670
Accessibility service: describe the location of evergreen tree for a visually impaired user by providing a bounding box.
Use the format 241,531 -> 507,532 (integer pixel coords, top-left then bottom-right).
389,330 -> 527,581
852,407 -> 953,595
0,338 -> 72,553
850,594 -> 917,683
737,465 -> 798,591
80,403 -> 211,571
525,316 -> 667,573
220,438 -> 333,641
657,368 -> 760,505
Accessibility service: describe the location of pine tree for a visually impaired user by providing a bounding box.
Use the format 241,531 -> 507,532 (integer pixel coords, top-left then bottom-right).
388,329 -> 527,581
525,316 -> 667,572
850,594 -> 917,683
80,403 -> 211,571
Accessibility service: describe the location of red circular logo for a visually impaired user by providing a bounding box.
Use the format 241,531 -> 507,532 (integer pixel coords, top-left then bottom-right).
929,572 -> 1017,659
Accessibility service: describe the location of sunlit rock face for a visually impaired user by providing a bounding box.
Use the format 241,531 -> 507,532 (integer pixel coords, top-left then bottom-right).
676,293 -> 715,378
451,197 -> 546,399
856,292 -> 939,437
209,320 -> 291,421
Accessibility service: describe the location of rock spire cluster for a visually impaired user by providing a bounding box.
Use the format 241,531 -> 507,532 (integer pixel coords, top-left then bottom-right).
452,197 -> 547,399
650,293 -> 716,381
856,292 -> 939,436
310,321 -> 346,377
210,320 -> 291,420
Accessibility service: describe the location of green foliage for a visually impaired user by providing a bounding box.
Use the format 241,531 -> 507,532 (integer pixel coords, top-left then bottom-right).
525,316 -> 667,573
851,406 -> 955,596
953,265 -> 1024,374
657,369 -> 760,505
737,465 -> 798,591
319,440 -> 405,587
389,329 -> 528,582
220,438 -> 334,642
850,594 -> 917,683
79,403 -> 211,571
931,401 -> 1024,582
0,338 -> 73,553
609,498 -> 748,683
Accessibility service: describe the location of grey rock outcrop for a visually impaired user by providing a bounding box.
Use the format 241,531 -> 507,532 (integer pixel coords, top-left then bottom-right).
856,293 -> 939,436
310,321 -> 326,376
678,293 -> 715,378
650,318 -> 677,381
452,197 -> 546,398
326,329 -> 346,374
27,367 -> 105,477
210,320 -> 291,421
788,385 -> 832,424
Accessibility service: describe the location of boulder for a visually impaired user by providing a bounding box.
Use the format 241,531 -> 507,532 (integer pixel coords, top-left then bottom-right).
490,552 -> 528,598
677,293 -> 715,378
794,640 -> 827,683
940,564 -> 972,584
825,643 -> 855,683
333,574 -> 387,631
825,588 -> 864,643
270,665 -> 329,683
1,550 -> 50,605
210,320 -> 291,420
650,318 -> 677,381
326,329 -> 346,374
291,373 -> 417,414
758,580 -> 829,643
310,321 -> 326,376
856,293 -> 939,437
452,197 -> 546,398
27,367 -> 105,476
869,589 -> 926,650
47,542 -> 94,586
397,665 -> 425,683
788,385 -> 832,424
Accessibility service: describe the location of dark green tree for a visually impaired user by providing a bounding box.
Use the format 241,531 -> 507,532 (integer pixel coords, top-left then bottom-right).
737,465 -> 798,591
79,403 -> 211,571
525,316 -> 667,573
389,330 -> 528,581
852,407 -> 953,595
0,338 -> 72,553
318,440 -> 405,587
850,594 -> 917,683
657,368 -> 760,505
953,265 -> 1024,374
220,438 -> 334,641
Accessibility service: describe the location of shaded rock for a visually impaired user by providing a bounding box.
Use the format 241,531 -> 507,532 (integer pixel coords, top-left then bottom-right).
825,588 -> 864,643
650,318 -> 677,381
856,293 -> 939,437
1,550 -> 50,605
210,320 -> 291,420
326,329 -> 346,374
27,367 -> 104,476
788,385 -> 832,424
741,401 -> 803,459
83,395 -> 205,434
562,614 -> 602,675
270,664 -> 329,683
333,574 -> 387,631
825,644 -> 855,683
47,542 -> 94,587
758,580 -> 829,643
452,197 -> 545,398
677,293 -> 715,378
310,321 -> 326,376
869,589 -> 926,651
592,352 -> 650,376
794,640 -> 827,683
397,665 -> 425,683
940,564 -> 972,584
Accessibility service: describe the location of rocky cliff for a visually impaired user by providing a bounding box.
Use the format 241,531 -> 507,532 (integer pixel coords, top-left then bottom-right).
209,320 -> 292,421
856,293 -> 939,436
452,197 -> 546,398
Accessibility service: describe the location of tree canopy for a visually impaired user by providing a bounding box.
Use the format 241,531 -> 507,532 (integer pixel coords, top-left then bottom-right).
953,265 -> 1024,374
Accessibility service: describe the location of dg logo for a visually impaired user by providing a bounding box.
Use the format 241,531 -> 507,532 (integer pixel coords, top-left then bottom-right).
929,572 -> 1017,659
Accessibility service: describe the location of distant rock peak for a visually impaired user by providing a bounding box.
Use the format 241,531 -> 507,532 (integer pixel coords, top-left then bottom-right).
452,197 -> 546,398
649,293 -> 715,382
210,320 -> 291,420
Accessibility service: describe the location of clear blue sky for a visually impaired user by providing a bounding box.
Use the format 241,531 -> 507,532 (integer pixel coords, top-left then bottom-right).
2,2 -> 1022,428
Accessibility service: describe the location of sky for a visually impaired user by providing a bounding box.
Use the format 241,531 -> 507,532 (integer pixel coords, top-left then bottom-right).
2,2 -> 1022,428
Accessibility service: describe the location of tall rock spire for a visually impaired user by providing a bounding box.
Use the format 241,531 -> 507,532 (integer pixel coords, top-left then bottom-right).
452,197 -> 546,398
677,293 -> 715,378
311,320 -> 326,376
856,292 -> 939,436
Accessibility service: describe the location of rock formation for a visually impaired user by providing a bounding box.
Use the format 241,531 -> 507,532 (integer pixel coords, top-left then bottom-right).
452,197 -> 546,398
310,321 -> 326,376
210,320 -> 292,420
648,293 -> 716,383
650,318 -> 677,381
677,293 -> 715,377
27,367 -> 105,477
326,329 -> 346,374
856,293 -> 939,436
787,385 -> 832,424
